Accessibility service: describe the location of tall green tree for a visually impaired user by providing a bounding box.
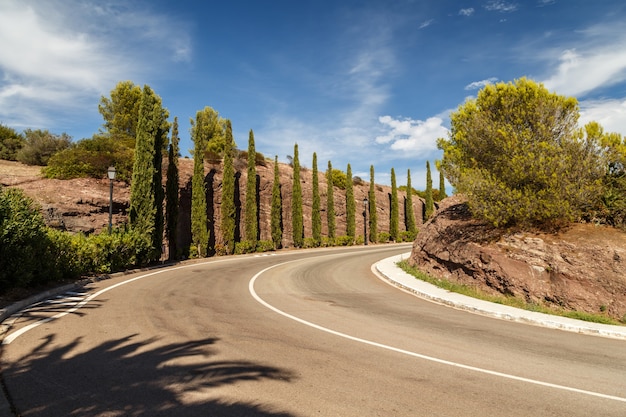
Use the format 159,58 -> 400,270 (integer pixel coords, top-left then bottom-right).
244,129 -> 258,244
129,85 -> 169,261
0,124 -> 24,161
438,167 -> 447,200
190,109 -> 211,257
221,120 -> 236,255
405,169 -> 417,236
425,161 -> 434,220
291,143 -> 303,247
390,167 -> 399,242
438,77 -> 604,227
311,153 -> 321,245
166,117 -> 180,261
345,164 -> 355,239
326,160 -> 335,239
271,156 -> 283,249
368,165 -> 377,243
98,80 -> 143,147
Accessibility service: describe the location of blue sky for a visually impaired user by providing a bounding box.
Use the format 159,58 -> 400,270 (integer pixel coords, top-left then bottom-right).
1,0 -> 625,189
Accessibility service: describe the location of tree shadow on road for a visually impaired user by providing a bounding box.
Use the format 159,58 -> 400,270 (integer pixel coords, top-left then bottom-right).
3,333 -> 298,416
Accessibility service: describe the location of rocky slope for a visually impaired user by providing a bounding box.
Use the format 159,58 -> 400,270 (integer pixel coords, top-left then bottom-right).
409,196 -> 626,321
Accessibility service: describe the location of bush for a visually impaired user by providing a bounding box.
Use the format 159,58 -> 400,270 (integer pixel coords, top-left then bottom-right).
16,129 -> 71,166
334,235 -> 354,246
400,230 -> 417,242
256,240 -> 275,252
331,169 -> 347,190
377,232 -> 391,243
0,124 -> 24,161
235,240 -> 256,254
303,237 -> 319,248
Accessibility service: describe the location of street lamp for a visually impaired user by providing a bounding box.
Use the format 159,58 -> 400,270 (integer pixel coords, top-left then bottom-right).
107,166 -> 116,232
363,196 -> 368,245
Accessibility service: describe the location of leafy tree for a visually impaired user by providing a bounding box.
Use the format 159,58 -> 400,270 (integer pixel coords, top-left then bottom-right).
220,120 -> 236,255
166,117 -> 180,260
98,80 -> 143,147
345,163 -> 355,239
291,143 -> 303,247
368,165 -> 377,243
330,169 -> 347,190
311,153 -> 321,245
16,129 -> 71,166
0,124 -> 24,161
271,155 -> 283,249
190,109 -> 209,257
438,77 -> 604,227
326,160 -> 335,239
425,161 -> 434,219
244,129 -> 258,244
438,165 -> 447,200
390,167 -> 399,241
405,169 -> 417,235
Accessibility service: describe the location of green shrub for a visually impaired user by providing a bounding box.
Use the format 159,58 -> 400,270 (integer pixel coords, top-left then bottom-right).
400,230 -> 417,242
303,237 -> 319,248
377,232 -> 391,243
235,240 -> 257,254
334,235 -> 354,246
16,129 -> 71,166
331,169 -> 347,190
0,124 -> 24,161
256,240 -> 275,252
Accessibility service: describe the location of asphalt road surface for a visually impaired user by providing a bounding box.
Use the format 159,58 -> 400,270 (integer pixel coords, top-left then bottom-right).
1,244 -> 625,416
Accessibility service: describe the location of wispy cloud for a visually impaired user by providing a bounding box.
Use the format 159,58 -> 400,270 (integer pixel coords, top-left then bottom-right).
579,98 -> 626,137
419,19 -> 434,29
484,1 -> 519,13
375,115 -> 448,157
459,8 -> 475,17
465,77 -> 499,90
0,0 -> 191,132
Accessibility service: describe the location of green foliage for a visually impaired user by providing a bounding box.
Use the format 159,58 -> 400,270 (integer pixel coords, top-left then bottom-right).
345,164 -> 356,239
326,160 -> 335,239
390,168 -> 399,241
368,165 -> 377,243
333,235 -> 354,246
44,134 -> 134,181
292,144 -> 304,247
400,230 -> 417,242
16,129 -> 71,166
311,153 -> 321,245
190,108 -> 213,257
244,130 -> 258,243
425,161 -> 434,219
234,239 -> 257,255
0,123 -> 24,161
166,117 -> 180,260
99,80 -> 143,147
438,78 -> 604,227
438,166 -> 447,200
330,169 -> 347,190
220,120 -> 236,255
377,231 -> 391,243
256,240 -> 275,253
405,169 -> 417,235
271,156 -> 283,249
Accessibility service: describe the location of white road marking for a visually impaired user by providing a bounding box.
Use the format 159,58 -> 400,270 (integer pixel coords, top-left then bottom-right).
248,260 -> 626,404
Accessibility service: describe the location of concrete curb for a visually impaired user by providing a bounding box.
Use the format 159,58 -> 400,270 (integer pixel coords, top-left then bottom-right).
374,253 -> 626,340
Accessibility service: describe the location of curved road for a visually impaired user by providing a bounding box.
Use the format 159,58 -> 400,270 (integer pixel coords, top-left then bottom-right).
1,244 -> 625,416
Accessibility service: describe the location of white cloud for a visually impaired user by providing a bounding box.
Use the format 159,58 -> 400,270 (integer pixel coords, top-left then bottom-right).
0,0 -> 191,131
465,77 -> 499,90
376,115 -> 448,156
459,8 -> 475,17
484,1 -> 519,13
419,19 -> 434,29
579,98 -> 626,137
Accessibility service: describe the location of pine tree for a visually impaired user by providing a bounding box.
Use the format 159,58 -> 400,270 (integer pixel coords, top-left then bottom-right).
311,153 -> 321,246
368,165 -> 377,243
191,110 -> 209,257
425,161 -> 434,219
439,169 -> 447,200
291,143 -> 303,247
271,155 -> 283,249
326,160 -> 335,239
390,167 -> 399,242
245,129 -> 258,245
165,117 -> 180,260
345,163 -> 355,240
405,169 -> 417,236
221,120 -> 236,255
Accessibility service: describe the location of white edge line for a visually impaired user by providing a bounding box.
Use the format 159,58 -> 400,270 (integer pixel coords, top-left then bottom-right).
248,260 -> 626,404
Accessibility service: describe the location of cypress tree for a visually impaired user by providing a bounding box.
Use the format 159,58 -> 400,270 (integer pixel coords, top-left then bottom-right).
245,129 -> 258,244
221,120 -> 236,255
425,161 -> 434,219
326,160 -> 335,239
439,169 -> 447,200
191,110 -> 209,257
345,163 -> 355,240
271,155 -> 283,249
152,93 -> 169,262
405,169 -> 417,236
390,167 -> 399,242
311,153 -> 321,246
165,116 -> 180,260
129,85 -> 159,262
291,143 -> 303,247
368,165 -> 377,243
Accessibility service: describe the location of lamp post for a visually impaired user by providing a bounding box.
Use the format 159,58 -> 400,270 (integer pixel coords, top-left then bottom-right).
363,196 -> 368,245
107,166 -> 116,233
